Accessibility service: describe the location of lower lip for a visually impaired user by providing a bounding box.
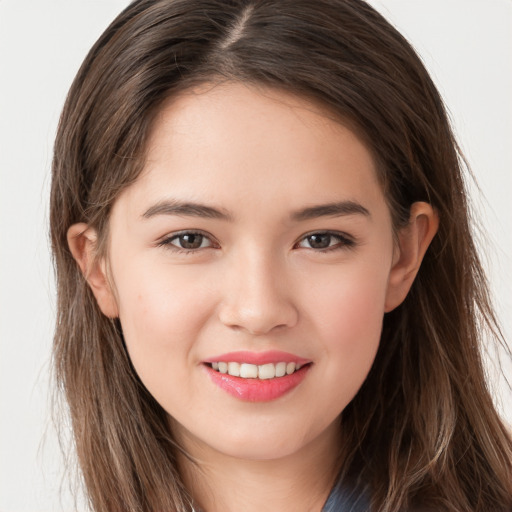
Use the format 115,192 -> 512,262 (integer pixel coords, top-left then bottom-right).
204,364 -> 310,402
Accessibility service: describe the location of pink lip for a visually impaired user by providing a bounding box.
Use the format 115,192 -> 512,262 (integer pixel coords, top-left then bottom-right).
204,350 -> 310,366
203,362 -> 311,403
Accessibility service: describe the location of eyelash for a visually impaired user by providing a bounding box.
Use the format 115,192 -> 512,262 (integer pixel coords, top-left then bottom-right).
157,230 -> 356,254
296,231 -> 356,252
157,230 -> 217,254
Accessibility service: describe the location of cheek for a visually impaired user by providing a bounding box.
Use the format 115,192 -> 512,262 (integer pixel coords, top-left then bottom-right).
308,256 -> 388,340
112,262 -> 215,385
304,260 -> 390,401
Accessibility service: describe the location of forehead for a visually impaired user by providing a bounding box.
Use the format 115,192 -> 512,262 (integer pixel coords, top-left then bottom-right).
115,82 -> 387,221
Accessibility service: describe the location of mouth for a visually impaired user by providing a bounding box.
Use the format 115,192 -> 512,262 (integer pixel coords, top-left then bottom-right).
208,361 -> 305,379
203,352 -> 312,402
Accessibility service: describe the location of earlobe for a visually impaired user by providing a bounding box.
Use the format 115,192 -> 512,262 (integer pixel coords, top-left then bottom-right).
384,202 -> 439,312
67,223 -> 119,318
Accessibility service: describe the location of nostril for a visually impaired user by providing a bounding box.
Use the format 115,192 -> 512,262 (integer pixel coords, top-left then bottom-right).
218,302 -> 299,336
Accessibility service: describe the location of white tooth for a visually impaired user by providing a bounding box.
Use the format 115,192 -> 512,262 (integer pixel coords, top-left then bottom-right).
227,362 -> 240,377
211,362 -> 219,370
296,363 -> 302,370
218,362 -> 228,374
275,362 -> 286,377
286,362 -> 296,375
258,363 -> 276,380
240,363 -> 258,378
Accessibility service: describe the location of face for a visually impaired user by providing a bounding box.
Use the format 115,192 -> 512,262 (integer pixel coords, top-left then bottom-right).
102,83 -> 399,461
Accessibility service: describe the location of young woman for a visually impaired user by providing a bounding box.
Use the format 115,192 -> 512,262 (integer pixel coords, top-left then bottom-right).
50,0 -> 512,510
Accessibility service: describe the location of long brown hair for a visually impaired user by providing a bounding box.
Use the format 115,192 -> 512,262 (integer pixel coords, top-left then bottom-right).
50,0 -> 512,510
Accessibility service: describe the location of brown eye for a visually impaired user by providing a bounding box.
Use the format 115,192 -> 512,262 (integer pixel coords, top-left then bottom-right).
158,231 -> 214,251
297,231 -> 355,251
176,233 -> 205,249
307,234 -> 332,249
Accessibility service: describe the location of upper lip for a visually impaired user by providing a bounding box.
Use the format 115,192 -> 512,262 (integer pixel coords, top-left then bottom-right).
204,350 -> 311,366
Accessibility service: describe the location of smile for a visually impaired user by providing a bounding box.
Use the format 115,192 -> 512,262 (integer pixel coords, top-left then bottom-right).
204,351 -> 311,402
209,361 -> 302,379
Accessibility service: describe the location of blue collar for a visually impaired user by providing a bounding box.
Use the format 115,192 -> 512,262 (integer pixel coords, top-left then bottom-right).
322,478 -> 370,512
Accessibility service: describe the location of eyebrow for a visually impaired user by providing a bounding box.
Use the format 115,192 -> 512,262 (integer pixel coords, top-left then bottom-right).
290,201 -> 370,221
142,199 -> 233,221
141,199 -> 370,221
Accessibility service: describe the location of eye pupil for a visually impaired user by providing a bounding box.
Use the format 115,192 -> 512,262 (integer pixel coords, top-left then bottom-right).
308,234 -> 331,249
180,234 -> 203,249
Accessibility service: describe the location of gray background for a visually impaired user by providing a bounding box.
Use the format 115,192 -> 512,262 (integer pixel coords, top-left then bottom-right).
1,1 -> 510,511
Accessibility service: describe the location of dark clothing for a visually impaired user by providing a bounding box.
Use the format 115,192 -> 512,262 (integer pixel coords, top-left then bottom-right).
322,478 -> 369,512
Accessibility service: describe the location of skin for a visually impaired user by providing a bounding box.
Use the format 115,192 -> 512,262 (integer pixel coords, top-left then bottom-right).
68,83 -> 438,512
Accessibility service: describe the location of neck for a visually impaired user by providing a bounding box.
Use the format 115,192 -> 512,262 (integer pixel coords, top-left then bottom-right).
177,420 -> 342,512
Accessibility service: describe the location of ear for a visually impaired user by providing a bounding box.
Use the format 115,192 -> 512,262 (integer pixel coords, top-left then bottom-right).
385,202 -> 439,312
67,223 -> 119,318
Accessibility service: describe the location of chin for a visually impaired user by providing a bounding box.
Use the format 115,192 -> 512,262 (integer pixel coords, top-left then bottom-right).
213,434 -> 307,461
200,415 -> 334,462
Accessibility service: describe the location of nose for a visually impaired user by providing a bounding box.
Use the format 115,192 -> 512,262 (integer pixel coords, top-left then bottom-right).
217,250 -> 299,336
